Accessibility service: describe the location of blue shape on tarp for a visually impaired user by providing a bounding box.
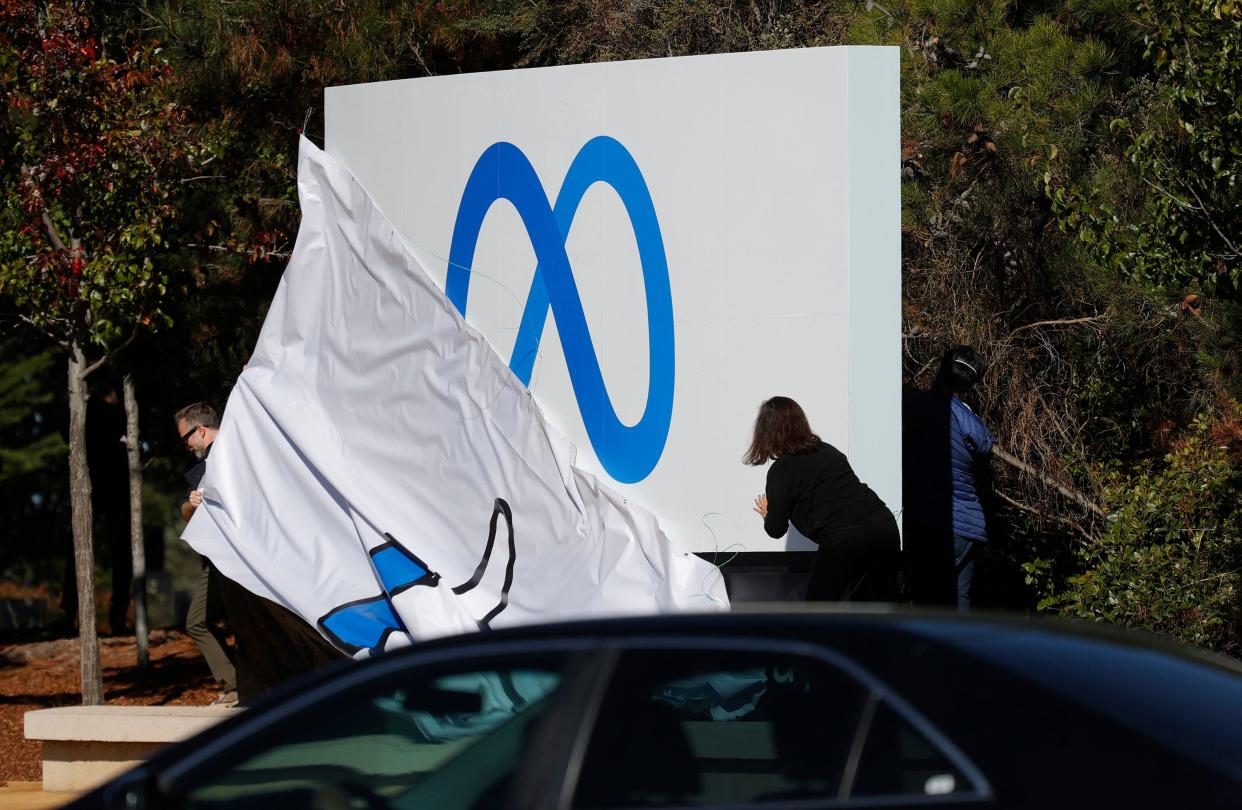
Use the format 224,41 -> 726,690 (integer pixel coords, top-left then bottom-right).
317,500 -> 515,655
446,137 -> 675,484
317,540 -> 440,655
372,544 -> 429,595
320,595 -> 404,656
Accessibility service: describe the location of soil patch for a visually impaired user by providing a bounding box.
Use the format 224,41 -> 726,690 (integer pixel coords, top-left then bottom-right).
0,631 -> 216,782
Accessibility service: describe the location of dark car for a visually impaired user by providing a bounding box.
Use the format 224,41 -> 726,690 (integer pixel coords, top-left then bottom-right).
72,608 -> 1242,809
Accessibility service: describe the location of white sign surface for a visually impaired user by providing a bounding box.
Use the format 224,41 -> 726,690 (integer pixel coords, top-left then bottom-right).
325,47 -> 900,553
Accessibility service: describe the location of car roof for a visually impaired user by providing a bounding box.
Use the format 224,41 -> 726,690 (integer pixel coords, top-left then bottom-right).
425,605 -> 1242,671
242,605 -> 1242,717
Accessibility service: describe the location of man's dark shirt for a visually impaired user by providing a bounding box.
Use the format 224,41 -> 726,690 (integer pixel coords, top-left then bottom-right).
185,441 -> 212,569
185,441 -> 212,494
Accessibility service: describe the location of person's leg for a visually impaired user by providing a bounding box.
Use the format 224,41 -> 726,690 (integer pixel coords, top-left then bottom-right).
212,570 -> 260,702
806,529 -> 869,602
203,567 -> 238,694
806,548 -> 846,601
186,566 -> 237,691
953,536 -> 977,610
859,510 -> 901,603
214,572 -> 344,704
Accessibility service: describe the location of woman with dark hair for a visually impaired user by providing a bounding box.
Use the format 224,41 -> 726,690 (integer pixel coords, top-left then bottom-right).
746,396 -> 899,602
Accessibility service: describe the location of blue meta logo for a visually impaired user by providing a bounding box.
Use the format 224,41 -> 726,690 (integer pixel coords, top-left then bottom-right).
446,137 -> 674,484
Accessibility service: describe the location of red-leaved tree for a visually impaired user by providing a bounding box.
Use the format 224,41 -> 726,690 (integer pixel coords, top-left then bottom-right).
0,0 -> 213,703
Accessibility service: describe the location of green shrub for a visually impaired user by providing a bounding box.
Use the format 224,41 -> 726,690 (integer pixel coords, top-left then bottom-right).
1042,405 -> 1242,653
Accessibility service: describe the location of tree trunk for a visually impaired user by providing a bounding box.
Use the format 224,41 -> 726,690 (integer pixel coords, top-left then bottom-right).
122,372 -> 148,668
68,342 -> 103,705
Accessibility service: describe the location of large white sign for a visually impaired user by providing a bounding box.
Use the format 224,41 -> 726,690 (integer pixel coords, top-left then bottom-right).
325,46 -> 900,554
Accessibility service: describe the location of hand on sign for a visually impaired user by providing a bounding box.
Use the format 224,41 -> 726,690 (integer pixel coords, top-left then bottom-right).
753,494 -> 768,518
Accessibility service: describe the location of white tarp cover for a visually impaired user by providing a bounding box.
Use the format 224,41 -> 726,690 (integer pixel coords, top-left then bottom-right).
182,137 -> 728,657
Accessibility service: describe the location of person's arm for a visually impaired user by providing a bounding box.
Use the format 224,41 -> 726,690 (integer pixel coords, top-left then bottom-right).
181,489 -> 202,522
968,418 -> 997,540
760,465 -> 792,539
959,407 -> 995,458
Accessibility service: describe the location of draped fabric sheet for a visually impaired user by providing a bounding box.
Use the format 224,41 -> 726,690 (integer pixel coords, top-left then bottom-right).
182,137 -> 728,657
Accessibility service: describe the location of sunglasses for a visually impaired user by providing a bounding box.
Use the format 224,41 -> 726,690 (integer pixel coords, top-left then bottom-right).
181,424 -> 200,444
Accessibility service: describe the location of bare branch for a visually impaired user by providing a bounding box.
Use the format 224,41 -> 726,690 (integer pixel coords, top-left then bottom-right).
41,211 -> 68,251
1008,315 -> 1105,337
186,243 -> 293,260
1187,570 -> 1240,588
864,0 -> 896,20
1182,181 -> 1241,257
995,488 -> 1097,545
994,446 -> 1107,518
1137,173 -> 1240,260
406,36 -> 436,78
80,329 -> 139,380
17,314 -> 71,348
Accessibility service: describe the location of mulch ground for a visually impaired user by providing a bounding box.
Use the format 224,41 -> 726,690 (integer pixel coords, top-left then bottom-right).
0,631 -> 217,783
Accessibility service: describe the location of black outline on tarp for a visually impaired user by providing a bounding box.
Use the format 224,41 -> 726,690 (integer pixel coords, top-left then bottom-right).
453,499 -> 516,629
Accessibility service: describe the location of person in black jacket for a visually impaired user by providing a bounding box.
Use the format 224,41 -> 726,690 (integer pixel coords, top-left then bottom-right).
175,402 -> 237,705
175,402 -> 343,705
745,396 -> 899,602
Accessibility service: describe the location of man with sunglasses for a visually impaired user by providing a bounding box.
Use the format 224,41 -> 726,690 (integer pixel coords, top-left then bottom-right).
174,402 -> 237,706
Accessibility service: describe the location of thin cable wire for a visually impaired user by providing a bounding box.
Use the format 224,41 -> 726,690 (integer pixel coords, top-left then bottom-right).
687,512 -> 747,603
387,225 -> 549,416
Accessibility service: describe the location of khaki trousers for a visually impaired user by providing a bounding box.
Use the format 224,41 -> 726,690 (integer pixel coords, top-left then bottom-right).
185,564 -> 236,692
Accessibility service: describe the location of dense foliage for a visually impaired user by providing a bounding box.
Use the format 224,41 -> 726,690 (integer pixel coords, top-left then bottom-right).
1053,0 -> 1241,297
1036,406 -> 1242,653
0,340 -> 62,480
0,339 -> 66,588
0,0 -> 209,345
1,0 -> 1238,657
